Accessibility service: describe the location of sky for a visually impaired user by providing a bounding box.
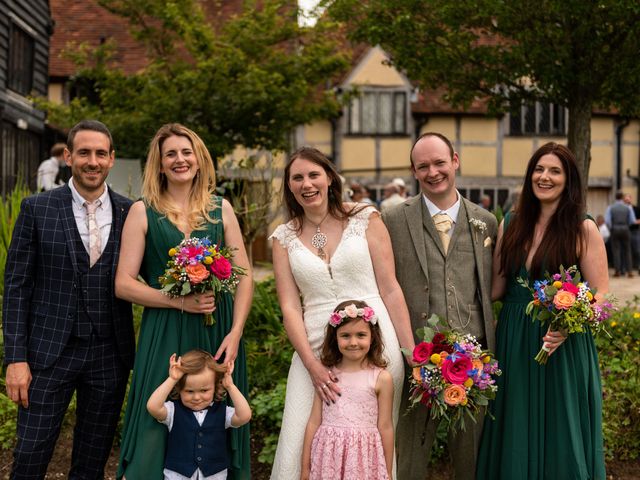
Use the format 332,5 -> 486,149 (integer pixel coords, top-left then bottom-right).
298,0 -> 322,26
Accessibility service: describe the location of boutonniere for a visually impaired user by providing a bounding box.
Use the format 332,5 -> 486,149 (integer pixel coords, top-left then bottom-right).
469,217 -> 487,239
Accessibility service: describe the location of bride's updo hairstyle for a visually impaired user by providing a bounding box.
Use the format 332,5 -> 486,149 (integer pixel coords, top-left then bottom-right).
283,147 -> 366,233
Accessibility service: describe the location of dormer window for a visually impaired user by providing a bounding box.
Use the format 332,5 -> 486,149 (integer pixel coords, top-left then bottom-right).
509,101 -> 566,136
348,90 -> 407,135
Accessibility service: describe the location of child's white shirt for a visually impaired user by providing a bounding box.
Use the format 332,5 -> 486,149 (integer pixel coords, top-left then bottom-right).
160,401 -> 236,480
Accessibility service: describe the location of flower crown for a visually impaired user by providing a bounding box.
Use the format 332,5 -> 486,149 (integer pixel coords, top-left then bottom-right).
329,304 -> 378,327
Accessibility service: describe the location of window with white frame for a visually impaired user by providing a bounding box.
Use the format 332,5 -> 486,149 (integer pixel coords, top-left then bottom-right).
348,90 -> 407,135
509,102 -> 566,136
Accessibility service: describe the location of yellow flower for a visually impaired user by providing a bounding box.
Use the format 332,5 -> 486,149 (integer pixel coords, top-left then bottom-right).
633,312 -> 640,319
482,355 -> 491,364
168,248 -> 177,257
610,321 -> 617,328
586,291 -> 593,301
461,398 -> 468,406
464,378 -> 474,388
553,280 -> 562,289
430,353 -> 442,365
204,256 -> 213,265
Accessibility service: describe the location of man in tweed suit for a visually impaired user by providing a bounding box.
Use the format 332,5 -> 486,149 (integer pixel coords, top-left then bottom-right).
382,132 -> 497,480
3,120 -> 135,479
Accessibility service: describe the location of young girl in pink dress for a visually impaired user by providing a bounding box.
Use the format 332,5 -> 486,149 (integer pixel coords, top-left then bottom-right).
301,300 -> 394,480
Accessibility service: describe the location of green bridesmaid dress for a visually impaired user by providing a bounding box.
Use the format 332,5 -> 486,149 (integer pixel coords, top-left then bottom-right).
477,214 -> 605,480
117,197 -> 250,479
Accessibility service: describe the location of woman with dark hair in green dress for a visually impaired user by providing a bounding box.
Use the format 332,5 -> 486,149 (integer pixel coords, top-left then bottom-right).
477,142 -> 607,480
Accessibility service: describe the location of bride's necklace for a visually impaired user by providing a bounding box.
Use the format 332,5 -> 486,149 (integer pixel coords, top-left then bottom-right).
308,211 -> 330,260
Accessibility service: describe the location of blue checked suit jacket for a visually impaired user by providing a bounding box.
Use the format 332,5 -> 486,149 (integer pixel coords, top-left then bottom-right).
2,184 -> 135,371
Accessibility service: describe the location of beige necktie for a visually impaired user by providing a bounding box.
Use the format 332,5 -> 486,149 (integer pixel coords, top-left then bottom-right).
85,200 -> 102,266
433,213 -> 453,253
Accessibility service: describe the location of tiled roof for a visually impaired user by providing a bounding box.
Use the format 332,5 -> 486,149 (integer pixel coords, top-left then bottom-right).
49,0 -> 150,77
412,87 -> 490,115
49,0 -> 245,78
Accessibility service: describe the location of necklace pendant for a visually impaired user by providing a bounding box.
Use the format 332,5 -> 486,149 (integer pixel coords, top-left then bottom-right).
317,247 -> 326,260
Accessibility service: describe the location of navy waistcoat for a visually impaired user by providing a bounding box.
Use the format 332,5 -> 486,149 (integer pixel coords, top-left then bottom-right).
165,400 -> 228,477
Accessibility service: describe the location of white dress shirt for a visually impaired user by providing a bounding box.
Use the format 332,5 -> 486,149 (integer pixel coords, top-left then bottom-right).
68,178 -> 112,257
37,157 -> 63,191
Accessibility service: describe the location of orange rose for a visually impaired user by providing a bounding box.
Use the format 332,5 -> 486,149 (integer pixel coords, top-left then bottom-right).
412,367 -> 423,382
553,290 -> 576,310
472,359 -> 483,371
186,264 -> 210,284
443,384 -> 467,406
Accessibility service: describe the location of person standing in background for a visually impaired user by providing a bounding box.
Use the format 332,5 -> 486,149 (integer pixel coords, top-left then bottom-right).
36,143 -> 67,191
623,193 -> 640,274
605,191 -> 636,277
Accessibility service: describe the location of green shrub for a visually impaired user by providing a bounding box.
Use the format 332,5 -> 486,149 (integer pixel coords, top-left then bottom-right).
597,296 -> 640,460
243,275 -> 292,464
250,380 -> 287,464
244,275 -> 292,391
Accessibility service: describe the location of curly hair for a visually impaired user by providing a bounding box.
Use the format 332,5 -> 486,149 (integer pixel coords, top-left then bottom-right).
320,300 -> 387,369
170,349 -> 228,401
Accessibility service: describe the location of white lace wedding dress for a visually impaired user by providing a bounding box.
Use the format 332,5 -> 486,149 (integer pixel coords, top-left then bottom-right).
269,206 -> 404,480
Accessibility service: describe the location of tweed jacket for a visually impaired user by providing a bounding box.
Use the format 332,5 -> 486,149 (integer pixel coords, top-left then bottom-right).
2,184 -> 135,370
382,193 -> 498,351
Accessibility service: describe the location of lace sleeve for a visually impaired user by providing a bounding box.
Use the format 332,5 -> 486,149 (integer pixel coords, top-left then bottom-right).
269,223 -> 297,249
348,204 -> 380,237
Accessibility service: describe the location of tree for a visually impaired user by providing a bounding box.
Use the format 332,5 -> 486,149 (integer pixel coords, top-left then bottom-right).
216,153 -> 280,264
328,0 -> 640,183
41,0 -> 349,159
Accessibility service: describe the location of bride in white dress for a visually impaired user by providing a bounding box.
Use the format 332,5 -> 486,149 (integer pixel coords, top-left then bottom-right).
269,147 -> 414,479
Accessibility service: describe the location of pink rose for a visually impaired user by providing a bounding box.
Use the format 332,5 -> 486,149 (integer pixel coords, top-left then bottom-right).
562,282 -> 579,295
210,256 -> 232,279
553,290 -> 576,310
441,355 -> 473,385
412,342 -> 434,364
185,264 -> 210,284
343,304 -> 359,318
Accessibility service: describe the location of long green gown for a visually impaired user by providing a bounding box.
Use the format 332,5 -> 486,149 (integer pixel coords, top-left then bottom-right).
117,198 -> 250,480
477,217 -> 605,480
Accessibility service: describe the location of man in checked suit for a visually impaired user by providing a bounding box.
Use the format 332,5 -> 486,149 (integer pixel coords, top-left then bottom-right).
3,120 -> 135,479
382,132 -> 497,480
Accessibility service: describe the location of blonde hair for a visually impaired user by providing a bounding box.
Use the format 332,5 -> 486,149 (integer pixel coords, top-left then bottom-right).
142,123 -> 218,231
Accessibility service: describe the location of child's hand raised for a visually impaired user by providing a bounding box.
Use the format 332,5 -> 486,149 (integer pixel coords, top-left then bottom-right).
221,361 -> 235,390
168,353 -> 184,381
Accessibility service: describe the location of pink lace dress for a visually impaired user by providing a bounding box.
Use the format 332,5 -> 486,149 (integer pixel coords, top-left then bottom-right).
310,367 -> 389,480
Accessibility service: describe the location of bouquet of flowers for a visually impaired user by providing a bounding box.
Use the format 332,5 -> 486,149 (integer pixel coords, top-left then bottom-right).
518,265 -> 616,364
406,314 -> 501,432
158,237 -> 246,326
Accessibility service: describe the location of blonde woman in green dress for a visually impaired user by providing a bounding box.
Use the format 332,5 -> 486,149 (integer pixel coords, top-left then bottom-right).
115,124 -> 253,479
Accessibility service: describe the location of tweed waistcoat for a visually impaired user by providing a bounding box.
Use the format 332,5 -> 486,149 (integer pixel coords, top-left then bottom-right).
421,201 -> 485,341
72,222 -> 116,339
